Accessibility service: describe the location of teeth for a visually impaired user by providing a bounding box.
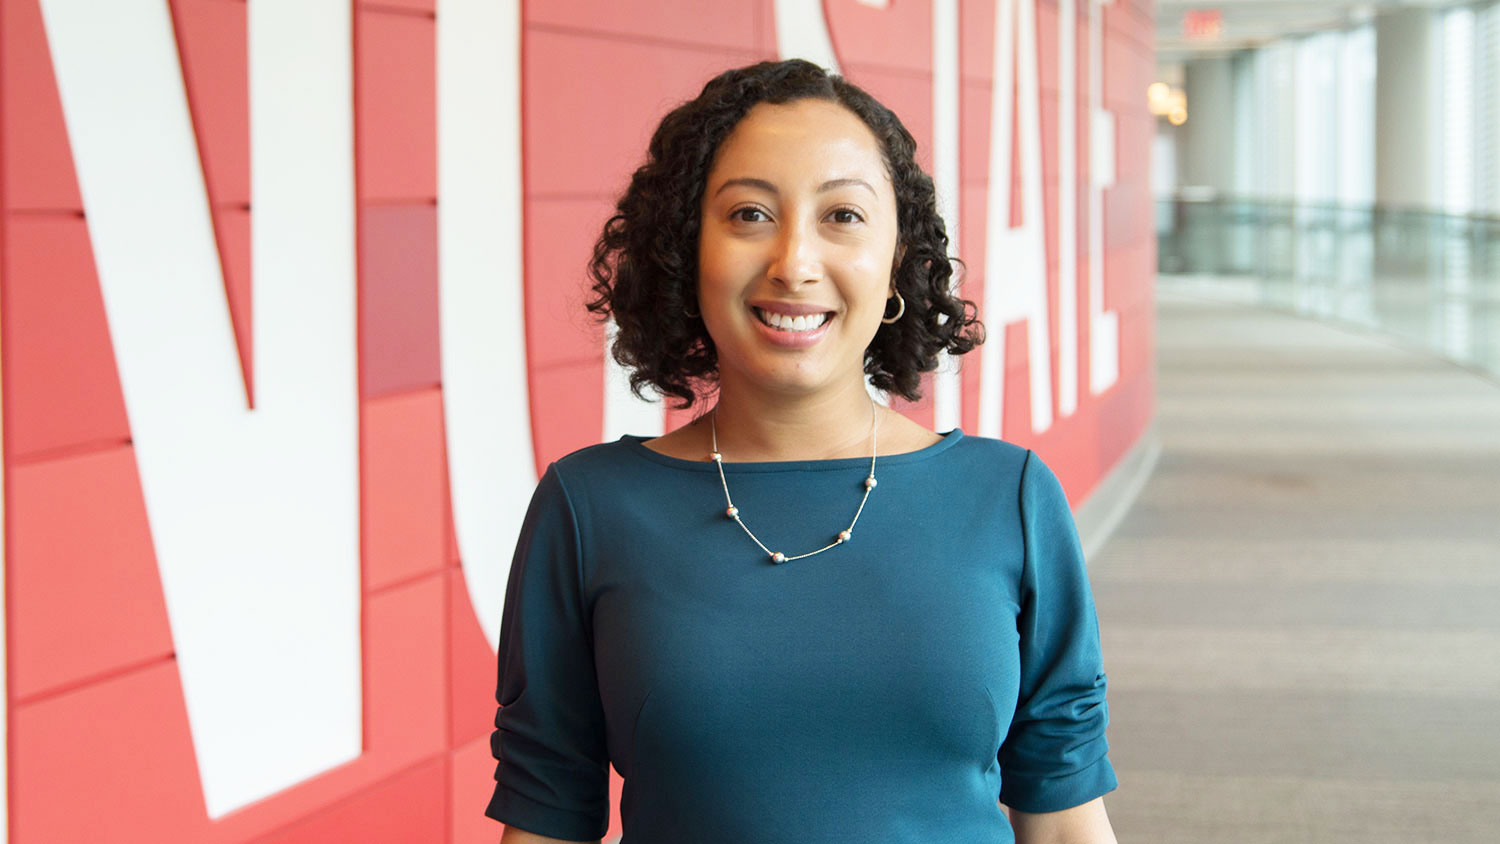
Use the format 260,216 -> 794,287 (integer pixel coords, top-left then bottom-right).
755,308 -> 828,332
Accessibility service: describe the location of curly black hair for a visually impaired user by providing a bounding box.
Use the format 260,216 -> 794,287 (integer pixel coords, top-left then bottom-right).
586,58 -> 983,409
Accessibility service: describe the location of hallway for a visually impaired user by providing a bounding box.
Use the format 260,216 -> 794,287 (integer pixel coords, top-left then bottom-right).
1094,287 -> 1500,843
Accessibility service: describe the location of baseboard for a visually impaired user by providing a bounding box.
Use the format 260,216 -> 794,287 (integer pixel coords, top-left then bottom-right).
1074,420 -> 1161,565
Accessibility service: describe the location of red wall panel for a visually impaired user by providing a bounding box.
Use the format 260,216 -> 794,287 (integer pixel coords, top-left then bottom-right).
364,0 -> 437,14
522,28 -> 766,198
362,390 -> 449,592
1,0 -> 82,211
359,203 -> 441,397
447,737 -> 501,844
252,758 -> 447,844
7,447 -> 174,702
364,575 -> 449,768
356,10 -> 437,202
527,0 -> 766,53
447,572 -> 497,748
521,197 -> 612,373
11,662 -> 207,843
3,217 -> 131,458
528,360 -> 607,472
823,0 -> 933,76
840,64 -> 936,170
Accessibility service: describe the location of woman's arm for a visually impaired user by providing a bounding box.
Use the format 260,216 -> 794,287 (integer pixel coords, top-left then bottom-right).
487,467 -> 611,842
1009,797 -> 1118,844
499,825 -> 601,844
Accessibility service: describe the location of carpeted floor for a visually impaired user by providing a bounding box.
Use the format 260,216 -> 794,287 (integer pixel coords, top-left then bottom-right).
1092,289 -> 1500,843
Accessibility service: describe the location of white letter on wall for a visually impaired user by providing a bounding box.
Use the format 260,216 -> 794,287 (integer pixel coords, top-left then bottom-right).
603,320 -> 666,442
932,0 -> 963,433
774,0 -> 842,72
1058,0 -> 1079,417
1,282 -> 8,839
41,0 -> 361,816
1089,0 -> 1120,396
979,0 -> 1054,439
438,0 -> 541,645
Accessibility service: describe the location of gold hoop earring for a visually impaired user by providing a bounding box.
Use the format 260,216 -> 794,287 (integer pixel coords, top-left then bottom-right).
880,292 -> 905,324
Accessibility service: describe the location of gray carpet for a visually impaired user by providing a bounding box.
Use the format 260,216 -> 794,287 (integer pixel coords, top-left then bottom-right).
1092,290 -> 1500,842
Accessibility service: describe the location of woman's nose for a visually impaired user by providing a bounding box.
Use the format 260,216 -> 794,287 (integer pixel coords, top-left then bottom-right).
768,224 -> 822,289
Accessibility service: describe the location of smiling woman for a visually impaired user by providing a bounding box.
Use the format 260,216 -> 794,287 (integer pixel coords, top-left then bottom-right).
486,59 -> 1118,844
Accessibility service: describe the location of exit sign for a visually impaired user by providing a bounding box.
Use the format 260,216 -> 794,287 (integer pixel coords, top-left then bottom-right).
1183,9 -> 1223,40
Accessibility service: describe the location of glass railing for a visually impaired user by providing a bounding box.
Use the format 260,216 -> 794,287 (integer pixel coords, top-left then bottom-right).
1156,194 -> 1500,380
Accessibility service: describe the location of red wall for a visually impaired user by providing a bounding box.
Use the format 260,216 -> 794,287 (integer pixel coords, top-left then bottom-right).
0,1 -> 1155,841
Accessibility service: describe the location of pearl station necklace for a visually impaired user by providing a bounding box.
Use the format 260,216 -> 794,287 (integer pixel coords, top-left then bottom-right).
709,399 -> 878,565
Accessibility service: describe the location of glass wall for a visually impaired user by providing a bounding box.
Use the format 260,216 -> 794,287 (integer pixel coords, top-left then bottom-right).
1475,2 -> 1500,215
1159,1 -> 1500,379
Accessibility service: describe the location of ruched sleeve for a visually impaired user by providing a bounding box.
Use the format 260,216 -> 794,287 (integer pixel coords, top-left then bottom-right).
485,465 -> 611,841
997,450 -> 1118,813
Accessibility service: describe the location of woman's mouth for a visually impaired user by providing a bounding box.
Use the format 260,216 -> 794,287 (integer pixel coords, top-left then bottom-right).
753,307 -> 832,333
748,305 -> 835,349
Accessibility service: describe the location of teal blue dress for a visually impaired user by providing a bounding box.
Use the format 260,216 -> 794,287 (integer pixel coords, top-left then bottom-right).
485,430 -> 1116,843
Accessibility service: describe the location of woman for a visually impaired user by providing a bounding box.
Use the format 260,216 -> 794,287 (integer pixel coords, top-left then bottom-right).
487,59 -> 1118,844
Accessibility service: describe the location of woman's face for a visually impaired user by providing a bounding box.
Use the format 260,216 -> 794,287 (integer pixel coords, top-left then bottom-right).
698,98 -> 900,400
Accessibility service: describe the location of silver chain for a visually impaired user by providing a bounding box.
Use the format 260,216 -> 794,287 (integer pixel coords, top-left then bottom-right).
709,399 -> 878,565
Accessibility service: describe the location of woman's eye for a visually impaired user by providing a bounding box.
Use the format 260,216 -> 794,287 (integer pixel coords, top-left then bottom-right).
829,207 -> 864,224
731,207 -> 768,223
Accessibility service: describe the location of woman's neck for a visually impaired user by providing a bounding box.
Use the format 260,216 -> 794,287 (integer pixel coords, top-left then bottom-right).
709,376 -> 878,463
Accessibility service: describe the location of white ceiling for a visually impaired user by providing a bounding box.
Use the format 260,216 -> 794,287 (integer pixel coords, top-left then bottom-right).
1156,0 -> 1470,61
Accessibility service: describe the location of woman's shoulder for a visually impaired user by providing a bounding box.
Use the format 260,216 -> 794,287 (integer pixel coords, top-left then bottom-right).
939,429 -> 1030,467
914,431 -> 1039,505
548,436 -> 660,478
633,418 -> 708,462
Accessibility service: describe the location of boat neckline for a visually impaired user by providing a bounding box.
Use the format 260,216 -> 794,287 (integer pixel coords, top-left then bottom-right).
622,428 -> 966,473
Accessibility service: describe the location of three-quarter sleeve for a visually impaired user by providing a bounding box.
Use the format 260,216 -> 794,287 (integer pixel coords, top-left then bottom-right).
485,465 -> 611,841
997,450 -> 1118,813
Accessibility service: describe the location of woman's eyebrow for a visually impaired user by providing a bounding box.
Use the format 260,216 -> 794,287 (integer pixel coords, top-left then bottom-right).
714,177 -> 777,196
713,177 -> 877,197
818,177 -> 877,196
